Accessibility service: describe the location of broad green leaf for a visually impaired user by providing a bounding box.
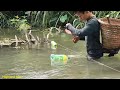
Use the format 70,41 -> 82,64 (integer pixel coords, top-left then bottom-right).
60,14 -> 67,23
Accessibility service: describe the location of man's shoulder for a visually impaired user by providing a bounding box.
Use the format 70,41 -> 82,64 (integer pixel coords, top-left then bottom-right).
88,17 -> 99,25
87,17 -> 100,31
90,17 -> 98,22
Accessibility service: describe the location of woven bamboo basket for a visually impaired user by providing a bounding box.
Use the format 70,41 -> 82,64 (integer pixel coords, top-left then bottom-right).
98,17 -> 120,50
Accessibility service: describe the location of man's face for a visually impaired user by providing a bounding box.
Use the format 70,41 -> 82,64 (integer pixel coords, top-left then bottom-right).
75,11 -> 88,21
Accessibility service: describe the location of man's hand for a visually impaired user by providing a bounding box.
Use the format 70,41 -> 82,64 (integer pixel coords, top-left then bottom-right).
65,29 -> 79,43
65,23 -> 73,34
65,29 -> 72,35
72,36 -> 80,43
65,23 -> 80,43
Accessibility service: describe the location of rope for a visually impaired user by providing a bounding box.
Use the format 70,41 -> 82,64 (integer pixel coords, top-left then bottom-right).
56,41 -> 120,73
37,29 -> 120,73
93,60 -> 120,73
57,43 -> 82,54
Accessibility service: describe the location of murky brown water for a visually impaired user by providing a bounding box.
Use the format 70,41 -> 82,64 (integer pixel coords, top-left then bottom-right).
0,31 -> 120,79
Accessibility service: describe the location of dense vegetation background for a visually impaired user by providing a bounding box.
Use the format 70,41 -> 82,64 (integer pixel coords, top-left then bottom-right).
0,11 -> 120,30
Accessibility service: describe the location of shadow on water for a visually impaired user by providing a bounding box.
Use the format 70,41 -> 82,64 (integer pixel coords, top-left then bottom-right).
0,31 -> 120,79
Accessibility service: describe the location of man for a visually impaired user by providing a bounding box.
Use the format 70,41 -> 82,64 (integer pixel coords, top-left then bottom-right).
65,11 -> 119,61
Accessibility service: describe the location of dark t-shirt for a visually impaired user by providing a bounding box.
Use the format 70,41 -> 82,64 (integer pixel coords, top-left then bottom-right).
67,16 -> 103,58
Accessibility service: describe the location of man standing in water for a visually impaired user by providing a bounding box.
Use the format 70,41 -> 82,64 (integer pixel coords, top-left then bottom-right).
65,11 -> 119,61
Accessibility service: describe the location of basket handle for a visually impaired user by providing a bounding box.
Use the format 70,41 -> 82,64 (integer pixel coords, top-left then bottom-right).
107,17 -> 111,25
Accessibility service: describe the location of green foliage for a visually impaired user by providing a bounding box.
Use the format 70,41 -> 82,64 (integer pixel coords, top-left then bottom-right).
18,23 -> 31,31
73,19 -> 80,27
93,11 -> 120,19
0,12 -> 9,28
25,11 -> 75,29
0,11 -> 120,30
60,14 -> 68,23
10,15 -> 31,31
105,11 -> 120,18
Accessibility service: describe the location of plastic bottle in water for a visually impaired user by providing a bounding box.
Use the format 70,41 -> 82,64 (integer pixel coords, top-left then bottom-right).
51,41 -> 57,49
50,54 -> 68,66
